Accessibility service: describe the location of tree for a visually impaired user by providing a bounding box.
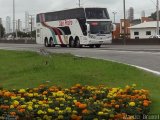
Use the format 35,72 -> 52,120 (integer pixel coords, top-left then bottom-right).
0,24 -> 5,38
149,11 -> 160,20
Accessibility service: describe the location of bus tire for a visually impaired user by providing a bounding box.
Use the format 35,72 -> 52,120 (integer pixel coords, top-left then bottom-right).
95,44 -> 101,48
44,38 -> 50,47
69,38 -> 75,48
89,45 -> 94,48
50,38 -> 55,47
75,38 -> 82,48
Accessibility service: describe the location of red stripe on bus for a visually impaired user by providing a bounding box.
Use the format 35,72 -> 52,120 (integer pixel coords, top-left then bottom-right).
42,22 -> 64,44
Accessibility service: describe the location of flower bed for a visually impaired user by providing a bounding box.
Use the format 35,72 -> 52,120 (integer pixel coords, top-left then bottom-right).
0,84 -> 151,120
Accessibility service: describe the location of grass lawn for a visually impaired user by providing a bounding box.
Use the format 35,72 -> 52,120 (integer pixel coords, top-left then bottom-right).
0,50 -> 159,114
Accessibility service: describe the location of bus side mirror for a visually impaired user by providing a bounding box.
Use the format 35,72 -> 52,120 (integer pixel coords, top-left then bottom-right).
111,24 -> 116,31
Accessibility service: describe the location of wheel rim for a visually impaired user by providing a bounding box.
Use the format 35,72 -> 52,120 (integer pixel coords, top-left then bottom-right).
45,40 -> 48,46
76,40 -> 80,47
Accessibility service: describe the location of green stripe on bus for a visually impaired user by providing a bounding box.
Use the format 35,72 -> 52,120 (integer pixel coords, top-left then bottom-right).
49,29 -> 58,44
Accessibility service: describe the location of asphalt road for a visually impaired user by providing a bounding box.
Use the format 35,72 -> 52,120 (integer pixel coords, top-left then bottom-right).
0,43 -> 160,75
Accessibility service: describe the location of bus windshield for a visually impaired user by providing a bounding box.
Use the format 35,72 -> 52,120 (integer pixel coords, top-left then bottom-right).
88,21 -> 112,34
85,8 -> 109,19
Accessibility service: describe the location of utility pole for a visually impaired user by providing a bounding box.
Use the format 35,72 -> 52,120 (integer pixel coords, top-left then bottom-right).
112,11 -> 117,23
123,0 -> 126,44
78,0 -> 80,7
29,15 -> 33,39
13,0 -> 15,38
157,0 -> 159,35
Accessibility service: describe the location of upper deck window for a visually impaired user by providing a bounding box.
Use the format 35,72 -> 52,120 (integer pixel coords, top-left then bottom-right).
85,8 -> 109,19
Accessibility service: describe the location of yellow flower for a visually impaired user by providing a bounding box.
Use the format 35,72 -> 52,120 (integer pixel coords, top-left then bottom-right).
27,102 -> 33,105
28,106 -> 33,110
58,110 -> 64,114
34,93 -> 39,97
72,110 -> 77,114
98,111 -> 104,116
58,115 -> 64,119
10,105 -> 14,109
28,93 -> 33,97
55,107 -> 60,111
38,101 -> 43,105
18,89 -> 26,93
48,108 -> 55,113
20,98 -> 25,101
129,102 -> 136,107
21,105 -> 27,108
56,91 -> 64,97
13,100 -> 19,106
37,110 -> 44,115
73,100 -> 77,103
66,107 -> 71,111
34,104 -> 39,108
32,99 -> 37,102
11,96 -> 17,100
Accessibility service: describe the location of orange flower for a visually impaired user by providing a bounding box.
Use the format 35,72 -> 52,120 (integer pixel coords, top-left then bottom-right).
10,112 -> 16,116
43,91 -> 48,95
4,91 -> 11,97
18,109 -> 25,113
115,104 -> 120,109
71,114 -> 78,120
79,103 -> 87,109
75,102 -> 81,107
82,109 -> 89,114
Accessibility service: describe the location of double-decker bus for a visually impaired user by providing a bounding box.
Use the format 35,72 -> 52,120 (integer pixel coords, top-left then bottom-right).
36,7 -> 114,48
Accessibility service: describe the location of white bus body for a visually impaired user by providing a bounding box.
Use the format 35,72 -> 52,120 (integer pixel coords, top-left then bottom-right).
36,7 -> 113,48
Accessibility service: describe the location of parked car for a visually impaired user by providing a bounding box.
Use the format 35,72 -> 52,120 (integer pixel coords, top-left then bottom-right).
149,35 -> 160,38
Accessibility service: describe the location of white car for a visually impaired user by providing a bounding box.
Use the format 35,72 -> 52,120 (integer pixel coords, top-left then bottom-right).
149,35 -> 160,38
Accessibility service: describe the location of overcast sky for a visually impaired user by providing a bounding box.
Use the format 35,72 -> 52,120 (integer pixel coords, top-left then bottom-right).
0,0 -> 157,27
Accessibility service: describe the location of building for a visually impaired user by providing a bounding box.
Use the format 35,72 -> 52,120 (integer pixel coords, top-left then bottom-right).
6,16 -> 12,33
112,23 -> 120,39
120,19 -> 131,38
141,10 -> 145,18
128,7 -> 134,22
17,19 -> 22,31
129,21 -> 159,39
141,17 -> 153,23
25,11 -> 30,32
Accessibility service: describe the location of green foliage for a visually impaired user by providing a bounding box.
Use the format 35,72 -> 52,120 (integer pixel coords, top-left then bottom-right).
149,11 -> 160,20
0,24 -> 5,38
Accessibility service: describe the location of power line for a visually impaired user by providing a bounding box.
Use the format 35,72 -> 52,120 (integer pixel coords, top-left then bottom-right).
150,0 -> 156,6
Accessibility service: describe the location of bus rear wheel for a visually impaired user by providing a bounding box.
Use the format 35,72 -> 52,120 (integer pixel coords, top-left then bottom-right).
75,39 -> 82,48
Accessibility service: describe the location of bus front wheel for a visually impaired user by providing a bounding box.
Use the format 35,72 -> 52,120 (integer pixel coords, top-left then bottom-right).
44,38 -> 50,47
50,38 -> 55,47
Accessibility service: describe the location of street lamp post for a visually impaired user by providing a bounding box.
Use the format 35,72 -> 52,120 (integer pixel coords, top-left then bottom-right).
112,11 -> 117,23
